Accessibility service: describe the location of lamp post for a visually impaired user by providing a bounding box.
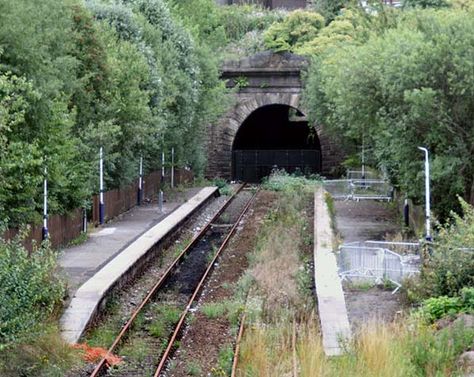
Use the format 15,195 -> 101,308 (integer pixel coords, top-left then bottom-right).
99,147 -> 105,225
418,147 -> 431,241
137,156 -> 143,205
42,167 -> 48,241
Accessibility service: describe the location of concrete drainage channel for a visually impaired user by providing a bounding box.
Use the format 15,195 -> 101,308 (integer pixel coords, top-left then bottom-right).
66,185 -> 258,376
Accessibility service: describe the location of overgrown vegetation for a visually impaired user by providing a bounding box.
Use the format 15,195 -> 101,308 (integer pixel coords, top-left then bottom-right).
0,235 -> 79,375
301,5 -> 474,219
237,173 -> 318,374
0,0 -> 228,228
238,173 -> 474,376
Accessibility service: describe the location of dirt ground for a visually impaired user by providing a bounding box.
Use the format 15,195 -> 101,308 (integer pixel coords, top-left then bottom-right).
343,284 -> 405,332
166,190 -> 277,377
334,200 -> 406,329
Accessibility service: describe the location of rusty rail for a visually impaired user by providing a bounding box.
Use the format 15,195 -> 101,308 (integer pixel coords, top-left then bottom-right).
89,184 -> 246,377
230,312 -> 247,377
153,188 -> 259,377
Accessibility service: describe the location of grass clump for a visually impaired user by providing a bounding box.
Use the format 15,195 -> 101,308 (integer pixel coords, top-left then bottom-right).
201,300 -> 244,326
0,325 -> 83,377
147,304 -> 181,338
186,360 -> 203,376
213,178 -> 233,196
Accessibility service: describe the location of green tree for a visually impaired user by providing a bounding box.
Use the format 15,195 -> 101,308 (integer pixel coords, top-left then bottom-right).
303,9 -> 474,218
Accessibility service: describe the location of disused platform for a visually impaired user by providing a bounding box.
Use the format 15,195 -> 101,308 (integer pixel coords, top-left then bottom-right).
314,187 -> 352,356
60,187 -> 218,344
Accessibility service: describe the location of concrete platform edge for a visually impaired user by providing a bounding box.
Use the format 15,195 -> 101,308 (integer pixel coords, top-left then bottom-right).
60,186 -> 219,344
314,186 -> 352,356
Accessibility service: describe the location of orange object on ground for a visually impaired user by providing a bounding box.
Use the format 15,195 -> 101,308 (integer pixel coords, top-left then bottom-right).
73,343 -> 122,367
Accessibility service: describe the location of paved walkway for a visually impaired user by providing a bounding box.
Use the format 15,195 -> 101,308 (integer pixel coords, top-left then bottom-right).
334,200 -> 399,242
314,187 -> 352,356
59,187 -> 203,294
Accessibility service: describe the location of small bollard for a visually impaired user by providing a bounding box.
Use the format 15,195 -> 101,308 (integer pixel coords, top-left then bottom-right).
158,190 -> 164,213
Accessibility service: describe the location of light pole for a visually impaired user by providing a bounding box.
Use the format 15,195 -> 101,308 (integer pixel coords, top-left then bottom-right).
138,156 -> 143,205
99,147 -> 105,225
42,166 -> 48,241
418,147 -> 431,241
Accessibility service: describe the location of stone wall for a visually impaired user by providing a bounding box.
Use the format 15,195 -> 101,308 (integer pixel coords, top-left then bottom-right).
206,52 -> 345,180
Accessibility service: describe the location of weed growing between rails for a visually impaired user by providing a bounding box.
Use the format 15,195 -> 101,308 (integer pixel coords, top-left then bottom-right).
237,173 -> 320,375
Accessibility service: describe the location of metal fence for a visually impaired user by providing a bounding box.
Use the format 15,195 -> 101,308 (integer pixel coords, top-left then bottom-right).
346,170 -> 380,180
338,241 -> 421,293
324,179 -> 393,201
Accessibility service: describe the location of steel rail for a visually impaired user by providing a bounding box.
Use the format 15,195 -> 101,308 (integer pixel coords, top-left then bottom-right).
89,183 -> 246,377
230,312 -> 246,377
153,188 -> 259,377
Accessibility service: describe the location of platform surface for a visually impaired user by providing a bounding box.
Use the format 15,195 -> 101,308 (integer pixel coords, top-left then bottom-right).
314,187 -> 352,356
59,187 -> 203,293
60,186 -> 218,344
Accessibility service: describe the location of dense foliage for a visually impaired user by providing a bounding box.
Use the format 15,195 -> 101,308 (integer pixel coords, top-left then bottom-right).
302,8 -> 474,218
166,0 -> 285,61
0,0 -> 227,227
407,199 -> 474,301
0,235 -> 65,349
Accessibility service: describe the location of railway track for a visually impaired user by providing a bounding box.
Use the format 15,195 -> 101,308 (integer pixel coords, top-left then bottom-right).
89,183 -> 258,377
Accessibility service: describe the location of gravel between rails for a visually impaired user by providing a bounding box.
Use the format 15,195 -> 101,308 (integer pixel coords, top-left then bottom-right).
165,191 -> 278,377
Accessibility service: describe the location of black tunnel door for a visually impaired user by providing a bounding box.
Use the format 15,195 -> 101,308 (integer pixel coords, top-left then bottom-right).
233,149 -> 321,183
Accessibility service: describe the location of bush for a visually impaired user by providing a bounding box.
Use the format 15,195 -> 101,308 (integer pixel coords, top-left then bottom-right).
264,10 -> 325,53
416,199 -> 474,299
0,235 -> 65,349
418,296 -> 462,322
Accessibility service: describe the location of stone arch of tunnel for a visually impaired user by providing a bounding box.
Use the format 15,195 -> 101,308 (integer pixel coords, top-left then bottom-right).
232,104 -> 322,182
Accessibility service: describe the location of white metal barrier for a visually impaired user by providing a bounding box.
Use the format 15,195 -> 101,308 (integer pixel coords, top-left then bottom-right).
324,179 -> 393,201
338,241 -> 421,293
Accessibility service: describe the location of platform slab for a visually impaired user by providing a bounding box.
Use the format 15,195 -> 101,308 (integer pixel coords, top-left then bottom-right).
314,187 -> 352,356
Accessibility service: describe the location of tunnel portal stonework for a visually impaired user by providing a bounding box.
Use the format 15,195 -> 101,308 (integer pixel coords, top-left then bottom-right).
206,51 -> 344,180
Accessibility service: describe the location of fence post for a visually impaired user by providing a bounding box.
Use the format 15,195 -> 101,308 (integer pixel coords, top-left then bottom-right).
42,166 -> 48,241
137,156 -> 143,205
99,147 -> 105,225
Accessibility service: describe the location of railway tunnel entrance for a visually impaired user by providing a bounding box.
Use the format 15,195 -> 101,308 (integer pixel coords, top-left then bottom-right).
232,104 -> 321,182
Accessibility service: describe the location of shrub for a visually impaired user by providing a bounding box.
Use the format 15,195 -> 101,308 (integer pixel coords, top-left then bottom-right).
460,287 -> 474,310
418,296 -> 462,322
414,199 -> 474,300
264,10 -> 325,53
0,234 -> 65,349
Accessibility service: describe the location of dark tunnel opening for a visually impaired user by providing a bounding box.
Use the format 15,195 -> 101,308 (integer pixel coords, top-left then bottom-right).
232,104 -> 322,182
